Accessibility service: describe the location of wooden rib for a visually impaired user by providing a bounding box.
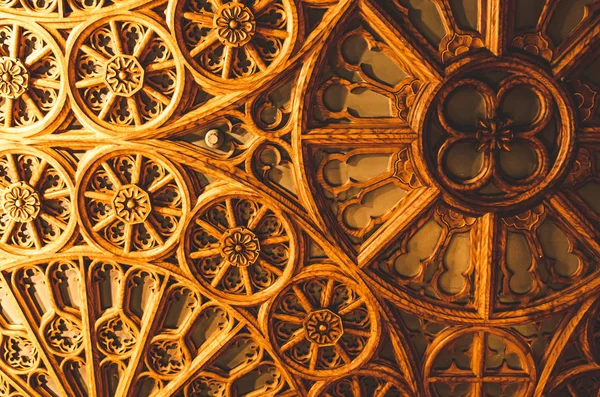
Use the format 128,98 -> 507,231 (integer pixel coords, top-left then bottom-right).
127,96 -> 142,126
28,221 -> 42,249
225,198 -> 236,228
338,297 -> 365,316
110,20 -> 123,55
546,192 -> 600,257
98,92 -> 117,120
145,59 -> 176,73
24,45 -> 52,67
92,213 -> 117,232
152,205 -> 183,218
189,31 -> 219,57
359,0 -> 442,81
257,259 -> 283,277
142,85 -> 171,106
292,286 -> 314,313
182,11 -> 214,25
5,153 -> 19,182
189,246 -> 221,259
84,190 -> 114,202
374,382 -> 394,397
31,78 -> 61,90
75,75 -> 105,89
43,188 -> 70,200
132,29 -> 154,59
0,218 -> 15,244
239,266 -> 253,295
253,0 -> 276,15
221,45 -> 232,79
123,223 -> 133,253
28,158 -> 47,187
343,327 -> 372,338
335,343 -> 352,364
280,329 -> 307,352
130,154 -> 143,185
4,97 -> 13,128
21,93 -> 44,121
309,343 -> 319,370
321,279 -> 334,308
273,313 -> 304,324
146,173 -> 174,193
78,256 -> 98,397
144,218 -> 165,245
552,14 -> 600,79
211,261 -> 231,286
473,213 -> 497,320
101,161 -> 122,188
255,26 -> 289,39
245,42 -> 268,71
81,45 -> 110,63
10,23 -> 20,59
195,218 -> 224,239
484,0 -> 511,56
351,376 -> 362,397
39,212 -> 68,230
114,274 -> 169,397
261,235 -> 289,246
247,205 -> 268,230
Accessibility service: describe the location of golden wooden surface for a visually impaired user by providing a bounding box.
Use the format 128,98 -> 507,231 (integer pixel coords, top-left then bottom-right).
0,0 -> 599,396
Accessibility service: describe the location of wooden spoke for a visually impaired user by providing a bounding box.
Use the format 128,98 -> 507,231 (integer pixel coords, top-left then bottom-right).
247,205 -> 268,230
225,198 -> 236,228
142,85 -> 171,106
0,219 -> 16,244
255,26 -> 289,40
189,246 -> 221,259
260,235 -> 289,246
98,92 -> 117,120
92,213 -> 117,232
484,0 -> 512,56
145,59 -> 176,73
10,23 -> 21,59
24,45 -> 52,67
292,286 -> 314,313
28,158 -> 47,187
21,93 -> 44,121
257,259 -> 283,276
211,261 -> 231,286
132,29 -> 154,59
195,218 -> 225,239
31,78 -> 61,90
552,15 -> 600,79
182,12 -> 214,25
81,44 -> 110,63
146,173 -> 174,193
189,31 -> 219,57
244,42 -> 268,72
4,97 -> 13,128
280,329 -> 307,352
239,266 -> 253,295
110,20 -> 123,55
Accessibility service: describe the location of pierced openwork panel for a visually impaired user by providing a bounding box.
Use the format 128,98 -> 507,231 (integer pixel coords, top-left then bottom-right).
0,0 -> 599,396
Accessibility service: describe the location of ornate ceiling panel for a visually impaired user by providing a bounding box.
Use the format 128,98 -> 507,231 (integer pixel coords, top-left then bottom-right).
0,0 -> 598,396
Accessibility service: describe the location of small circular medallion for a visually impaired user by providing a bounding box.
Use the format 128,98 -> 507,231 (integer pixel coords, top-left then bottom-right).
0,57 -> 29,100
1,182 -> 40,222
214,3 -> 256,47
104,55 -> 145,97
219,226 -> 260,267
304,309 -> 344,346
113,184 -> 152,224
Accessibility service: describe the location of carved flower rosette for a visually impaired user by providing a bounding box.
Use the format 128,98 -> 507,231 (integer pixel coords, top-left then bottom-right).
76,147 -> 192,259
181,191 -> 298,305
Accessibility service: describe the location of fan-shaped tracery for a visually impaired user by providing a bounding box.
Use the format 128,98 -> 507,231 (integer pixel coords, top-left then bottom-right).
0,0 -> 598,395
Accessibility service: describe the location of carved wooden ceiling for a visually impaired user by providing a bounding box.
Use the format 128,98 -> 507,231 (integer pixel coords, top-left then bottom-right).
0,0 -> 599,396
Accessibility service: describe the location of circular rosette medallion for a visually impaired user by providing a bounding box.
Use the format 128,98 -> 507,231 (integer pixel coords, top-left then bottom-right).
181,192 -> 297,305
66,12 -> 184,135
76,147 -> 192,259
0,146 -> 75,256
169,0 -> 297,87
0,19 -> 67,137
420,57 -> 575,212
264,267 -> 380,379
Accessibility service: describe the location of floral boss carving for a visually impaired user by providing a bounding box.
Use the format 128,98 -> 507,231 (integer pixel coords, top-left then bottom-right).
0,57 -> 29,99
423,58 -> 575,210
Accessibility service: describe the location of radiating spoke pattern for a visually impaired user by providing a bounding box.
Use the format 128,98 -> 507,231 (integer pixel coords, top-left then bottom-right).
183,193 -> 297,305
268,267 -> 379,378
0,146 -> 75,255
172,0 -> 296,83
68,14 -> 183,134
0,20 -> 66,136
77,149 -> 191,259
